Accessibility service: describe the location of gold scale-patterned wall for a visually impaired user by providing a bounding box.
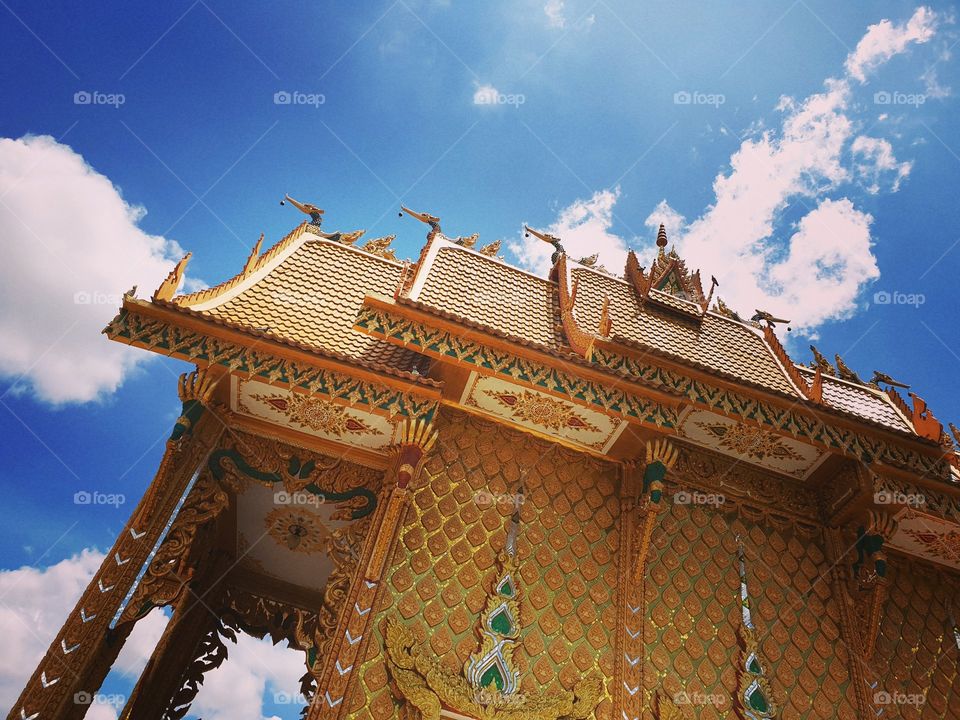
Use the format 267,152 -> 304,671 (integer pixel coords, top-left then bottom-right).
341,407 -> 954,719
346,408 -> 621,719
641,497 -> 860,719
868,557 -> 960,719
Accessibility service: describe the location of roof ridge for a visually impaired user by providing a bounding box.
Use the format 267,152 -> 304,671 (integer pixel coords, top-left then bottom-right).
173,222 -> 310,307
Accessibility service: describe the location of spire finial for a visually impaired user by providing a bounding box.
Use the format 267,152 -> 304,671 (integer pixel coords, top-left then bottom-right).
656,223 -> 668,248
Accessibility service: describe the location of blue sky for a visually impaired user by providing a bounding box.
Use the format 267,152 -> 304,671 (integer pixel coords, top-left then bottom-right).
1,1 -> 959,718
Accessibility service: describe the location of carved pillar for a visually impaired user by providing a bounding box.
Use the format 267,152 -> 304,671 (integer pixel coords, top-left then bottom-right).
118,548 -> 232,720
822,526 -> 871,720
852,509 -> 898,661
8,367 -> 225,720
615,440 -> 678,720
308,418 -> 438,720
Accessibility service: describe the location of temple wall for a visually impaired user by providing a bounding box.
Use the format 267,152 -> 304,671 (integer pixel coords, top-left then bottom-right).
641,491 -> 860,719
346,408 -> 621,719
869,555 -> 960,719
338,407 -> 958,720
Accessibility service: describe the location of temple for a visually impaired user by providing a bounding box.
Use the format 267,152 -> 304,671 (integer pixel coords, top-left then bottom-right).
12,202 -> 960,720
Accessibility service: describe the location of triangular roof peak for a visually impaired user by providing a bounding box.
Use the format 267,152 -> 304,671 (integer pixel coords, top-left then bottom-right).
625,225 -> 715,317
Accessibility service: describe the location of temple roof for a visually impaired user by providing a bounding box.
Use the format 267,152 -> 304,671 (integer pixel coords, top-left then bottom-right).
165,225 -> 425,375
149,220 -> 947,445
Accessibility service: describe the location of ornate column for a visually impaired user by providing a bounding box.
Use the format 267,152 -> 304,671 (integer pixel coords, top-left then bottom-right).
118,549 -> 232,720
615,439 -> 678,720
308,418 -> 438,720
8,367 -> 225,720
852,510 -> 898,660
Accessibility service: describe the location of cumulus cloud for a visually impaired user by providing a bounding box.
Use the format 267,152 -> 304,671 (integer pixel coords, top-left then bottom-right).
510,188 -> 627,276
845,6 -> 938,82
511,7 -> 938,335
644,199 -> 686,238
851,136 -> 912,193
0,550 -> 304,720
188,632 -> 306,720
0,550 -> 167,711
544,0 -> 566,28
0,135 -> 188,404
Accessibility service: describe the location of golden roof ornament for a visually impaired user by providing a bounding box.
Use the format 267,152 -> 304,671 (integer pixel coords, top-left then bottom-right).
401,206 -> 479,245
809,345 -> 835,375
281,194 -> 324,226
479,239 -> 502,257
750,309 -> 790,329
834,353 -> 863,384
525,225 -> 565,264
656,222 -> 668,248
870,370 -> 909,389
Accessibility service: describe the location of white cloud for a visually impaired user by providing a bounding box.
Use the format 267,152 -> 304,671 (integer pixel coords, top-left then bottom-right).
188,632 -> 306,720
0,550 -> 167,711
0,135 -> 188,404
544,0 -> 566,28
644,199 -> 686,238
511,188 -> 626,275
509,7 -> 939,335
0,549 -> 303,720
472,83 -> 500,105
845,6 -> 938,82
851,136 -> 912,193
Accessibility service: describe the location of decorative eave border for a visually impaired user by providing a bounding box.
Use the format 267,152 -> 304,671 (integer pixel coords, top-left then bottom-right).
355,294 -> 949,481
104,299 -> 441,421
589,341 -> 950,481
354,295 -> 682,430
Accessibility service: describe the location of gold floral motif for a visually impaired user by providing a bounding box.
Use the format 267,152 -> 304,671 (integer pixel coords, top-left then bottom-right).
250,389 -> 375,437
900,527 -> 960,563
384,618 -> 603,720
265,507 -> 332,553
695,421 -> 805,463
483,389 -> 602,434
